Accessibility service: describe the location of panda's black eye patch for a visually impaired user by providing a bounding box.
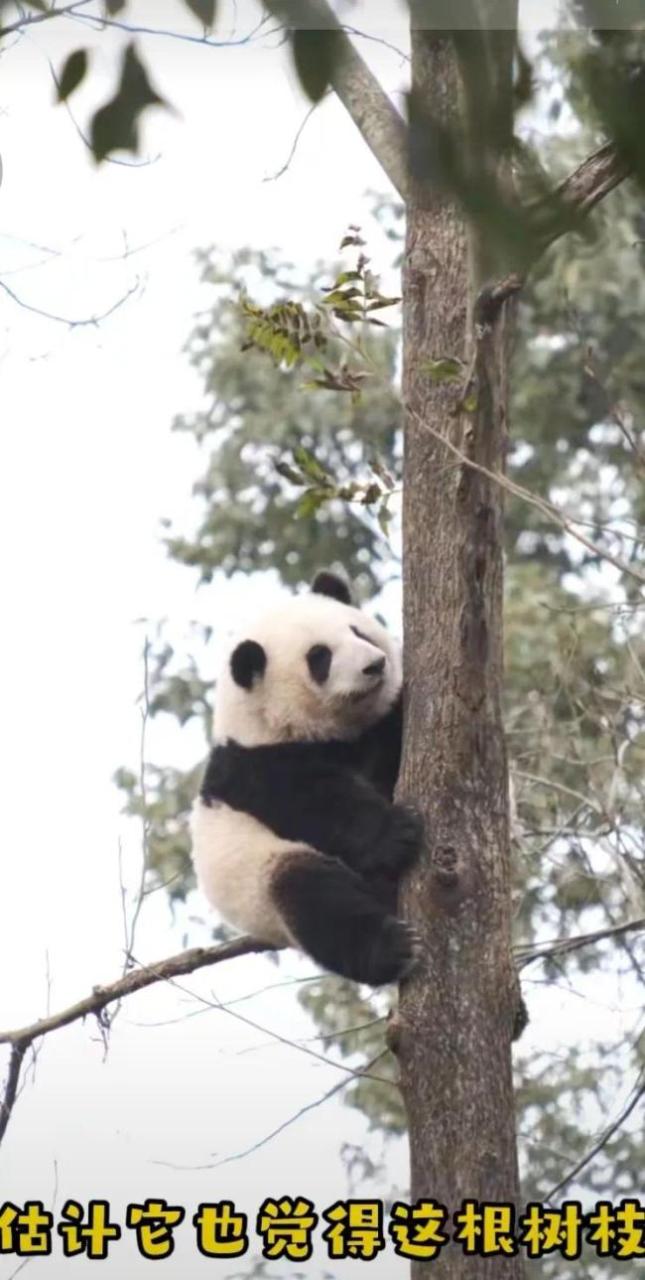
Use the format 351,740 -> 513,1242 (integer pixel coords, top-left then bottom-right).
307,643 -> 332,685
231,639 -> 266,689
350,625 -> 376,647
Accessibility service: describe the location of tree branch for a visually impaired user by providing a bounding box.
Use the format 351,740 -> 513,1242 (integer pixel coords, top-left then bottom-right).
153,1052 -> 387,1171
3,907 -> 644,1150
407,405 -> 645,586
65,5 -> 276,49
517,916 -> 645,969
0,276 -> 140,327
0,0 -> 93,40
266,0 -> 409,200
539,141 -> 632,254
544,1068 -> 645,1204
0,936 -> 267,1052
0,935 -> 269,1145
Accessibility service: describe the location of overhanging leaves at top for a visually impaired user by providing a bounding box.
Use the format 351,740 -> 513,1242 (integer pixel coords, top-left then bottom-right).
183,0 -> 218,28
292,27 -> 340,102
90,42 -> 166,162
56,48 -> 89,103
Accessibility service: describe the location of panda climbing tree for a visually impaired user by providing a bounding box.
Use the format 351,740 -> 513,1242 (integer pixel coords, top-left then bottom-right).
193,569 -> 424,987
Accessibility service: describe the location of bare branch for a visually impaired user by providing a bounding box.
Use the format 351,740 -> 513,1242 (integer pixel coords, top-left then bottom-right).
517,916 -> 645,969
0,936 -> 267,1052
266,0 -> 409,200
65,6 -> 276,49
536,142 -> 632,255
340,24 -> 410,64
407,405 -> 645,587
0,276 -> 140,327
263,97 -> 324,183
152,1051 -> 387,1171
0,935 -> 269,1144
148,966 -> 392,1084
0,0 -> 93,40
544,1068 -> 645,1203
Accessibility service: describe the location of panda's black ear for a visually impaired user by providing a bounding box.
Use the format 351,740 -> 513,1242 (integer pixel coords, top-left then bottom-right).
230,640 -> 267,689
312,570 -> 353,606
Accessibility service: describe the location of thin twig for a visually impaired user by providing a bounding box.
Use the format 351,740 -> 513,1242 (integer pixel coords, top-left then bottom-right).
140,963 -> 392,1085
152,1051 -> 387,1170
263,98 -> 324,183
517,916 -> 645,968
0,276 -> 140,327
544,1069 -> 645,1203
65,7 -> 276,48
407,406 -> 645,587
0,0 -> 93,39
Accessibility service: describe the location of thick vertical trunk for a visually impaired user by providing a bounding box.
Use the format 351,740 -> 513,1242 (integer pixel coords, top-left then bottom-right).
394,21 -> 523,1280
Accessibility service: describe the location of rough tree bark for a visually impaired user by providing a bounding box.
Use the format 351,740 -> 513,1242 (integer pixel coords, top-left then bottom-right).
395,16 -> 524,1278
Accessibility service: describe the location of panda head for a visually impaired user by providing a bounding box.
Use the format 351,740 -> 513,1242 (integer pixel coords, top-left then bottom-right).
214,570 -> 402,746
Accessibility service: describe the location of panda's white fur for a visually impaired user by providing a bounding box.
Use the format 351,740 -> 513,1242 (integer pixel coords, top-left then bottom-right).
191,575 -> 420,983
193,803 -> 304,946
213,593 -> 402,747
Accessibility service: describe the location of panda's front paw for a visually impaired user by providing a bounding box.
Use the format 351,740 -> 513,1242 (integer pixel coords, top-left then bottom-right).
388,805 -> 424,870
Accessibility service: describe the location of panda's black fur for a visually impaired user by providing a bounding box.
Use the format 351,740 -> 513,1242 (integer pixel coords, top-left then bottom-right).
192,570 -> 423,986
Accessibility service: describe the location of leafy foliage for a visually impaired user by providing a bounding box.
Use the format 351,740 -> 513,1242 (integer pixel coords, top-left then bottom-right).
164,243 -> 402,595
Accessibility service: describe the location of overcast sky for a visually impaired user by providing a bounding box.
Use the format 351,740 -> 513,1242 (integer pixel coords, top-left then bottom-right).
0,3 -> 624,1277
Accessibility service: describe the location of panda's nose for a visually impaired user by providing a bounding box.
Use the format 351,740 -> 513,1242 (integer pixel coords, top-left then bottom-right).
363,655 -> 385,677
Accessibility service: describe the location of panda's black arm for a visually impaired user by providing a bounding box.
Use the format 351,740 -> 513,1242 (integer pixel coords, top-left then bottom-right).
348,691 -> 402,800
200,735 -> 420,881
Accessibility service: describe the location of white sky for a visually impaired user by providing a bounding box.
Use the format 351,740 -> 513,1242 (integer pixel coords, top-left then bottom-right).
0,3 -> 634,1277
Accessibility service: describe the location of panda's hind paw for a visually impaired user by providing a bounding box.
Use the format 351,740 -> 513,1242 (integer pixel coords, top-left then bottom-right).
369,917 -> 423,986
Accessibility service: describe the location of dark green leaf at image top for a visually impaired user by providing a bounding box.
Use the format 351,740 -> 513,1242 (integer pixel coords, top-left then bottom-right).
292,28 -> 340,103
90,42 -> 166,162
183,0 -> 217,27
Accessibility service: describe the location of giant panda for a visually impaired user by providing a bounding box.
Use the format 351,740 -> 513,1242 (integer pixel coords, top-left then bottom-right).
191,569 -> 423,986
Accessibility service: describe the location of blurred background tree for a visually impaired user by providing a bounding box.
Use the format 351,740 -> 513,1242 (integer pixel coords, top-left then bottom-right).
115,25 -> 644,1275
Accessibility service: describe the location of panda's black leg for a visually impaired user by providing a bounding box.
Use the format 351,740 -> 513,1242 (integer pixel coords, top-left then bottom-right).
270,852 -> 419,986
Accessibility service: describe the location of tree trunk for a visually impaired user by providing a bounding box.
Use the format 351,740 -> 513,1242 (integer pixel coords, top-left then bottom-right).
395,20 -> 523,1279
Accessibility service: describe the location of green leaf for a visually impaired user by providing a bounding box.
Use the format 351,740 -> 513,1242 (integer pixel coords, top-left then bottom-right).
462,392 -> 478,413
274,460 -> 305,485
293,445 -> 330,484
322,288 -> 362,306
292,29 -> 339,103
421,356 -> 464,383
340,232 -> 365,249
90,42 -> 166,162
56,48 -> 89,102
329,271 -> 362,286
377,503 -> 392,537
182,0 -> 217,25
365,296 -> 401,311
295,489 -> 328,520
